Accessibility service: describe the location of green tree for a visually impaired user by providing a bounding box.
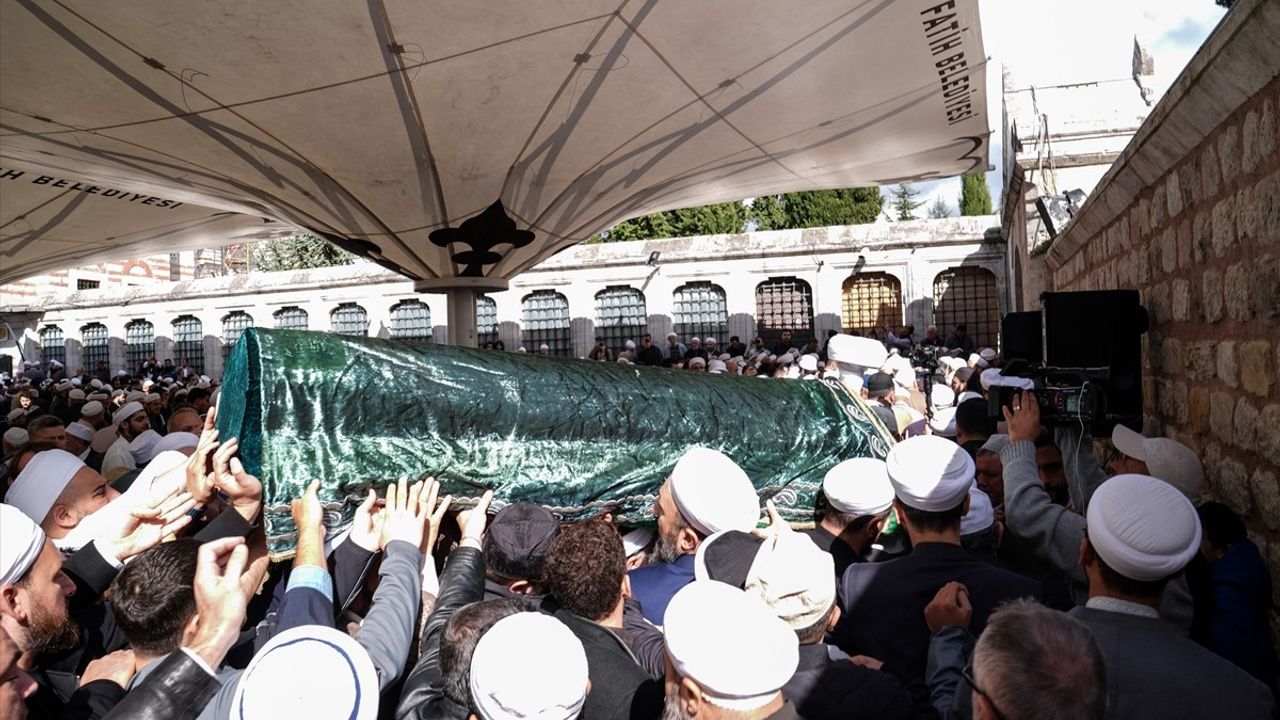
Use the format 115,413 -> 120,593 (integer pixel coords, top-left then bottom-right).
593,200 -> 746,242
927,196 -> 952,219
748,188 -> 884,230
959,172 -> 994,216
251,234 -> 354,271
890,183 -> 925,221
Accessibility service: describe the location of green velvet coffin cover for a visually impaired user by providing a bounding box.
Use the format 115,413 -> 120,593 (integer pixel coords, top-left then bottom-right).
217,328 -> 894,556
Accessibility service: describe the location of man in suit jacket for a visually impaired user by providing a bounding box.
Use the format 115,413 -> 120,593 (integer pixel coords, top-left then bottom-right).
831,436 -> 1040,683
1063,471 -> 1274,719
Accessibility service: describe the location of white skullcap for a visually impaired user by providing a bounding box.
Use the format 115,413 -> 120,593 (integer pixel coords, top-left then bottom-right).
49,359 -> 64,369
886,435 -> 974,512
822,458 -> 894,516
111,389 -> 124,398
70,378 -> 82,386
625,340 -> 636,350
705,337 -> 718,344
621,527 -> 654,558
931,384 -> 956,410
233,625 -> 378,720
718,353 -> 731,361
90,379 -> 103,389
539,344 -> 549,351
979,368 -> 1003,391
125,391 -> 145,404
81,401 -> 105,417
129,429 -> 162,464
688,356 -> 707,368
1110,425 -> 1204,499
957,391 -> 983,404
199,375 -> 211,383
174,389 -> 189,397
4,427 -> 28,449
69,389 -> 86,401
988,372 -> 1035,391
517,347 -> 527,353
961,487 -> 995,535
893,368 -> 914,391
114,401 -> 144,424
746,526 -> 835,631
827,334 -> 887,369
665,580 -> 798,710
88,392 -> 110,402
8,449 -> 86,524
979,348 -> 996,362
667,332 -> 678,339
470,613 -> 588,720
1087,474 -> 1201,581
707,359 -> 727,374
669,447 -> 760,535
144,393 -> 160,403
929,407 -> 957,438
65,422 -> 94,443
979,434 -> 1010,455
799,354 -> 819,372
196,382 -> 212,389
152,432 -> 199,457
6,408 -> 24,422
0,504 -> 46,585
55,381 -> 73,392
115,371 -> 127,378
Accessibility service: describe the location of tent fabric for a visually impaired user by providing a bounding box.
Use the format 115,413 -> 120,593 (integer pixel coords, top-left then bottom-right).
217,329 -> 894,557
1,0 -> 987,284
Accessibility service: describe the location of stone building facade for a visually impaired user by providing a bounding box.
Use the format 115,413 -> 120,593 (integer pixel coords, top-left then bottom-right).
1042,0 -> 1280,621
2,217 -> 1002,377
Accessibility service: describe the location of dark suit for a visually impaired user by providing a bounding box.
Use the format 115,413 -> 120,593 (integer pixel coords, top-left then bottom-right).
543,601 -> 664,720
1070,605 -> 1274,719
627,554 -> 695,626
831,542 -> 1040,683
783,644 -> 923,720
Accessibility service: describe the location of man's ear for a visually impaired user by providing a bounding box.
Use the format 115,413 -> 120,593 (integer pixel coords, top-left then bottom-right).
826,605 -> 842,632
679,676 -> 704,718
620,574 -> 632,601
1079,537 -> 1095,569
0,584 -> 26,623
507,579 -> 533,595
677,526 -> 701,555
51,503 -> 78,531
180,613 -> 201,647
962,494 -> 971,515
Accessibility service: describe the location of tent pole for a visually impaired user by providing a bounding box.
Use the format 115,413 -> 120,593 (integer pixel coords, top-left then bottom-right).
445,287 -> 477,347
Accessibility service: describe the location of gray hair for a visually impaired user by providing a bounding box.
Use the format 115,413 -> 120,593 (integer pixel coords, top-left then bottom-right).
973,600 -> 1107,720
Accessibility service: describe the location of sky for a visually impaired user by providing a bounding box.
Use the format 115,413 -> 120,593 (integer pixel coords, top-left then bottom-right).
906,0 -> 1228,219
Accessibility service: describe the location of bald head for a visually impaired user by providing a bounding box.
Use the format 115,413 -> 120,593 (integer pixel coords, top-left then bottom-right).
167,408 -> 201,436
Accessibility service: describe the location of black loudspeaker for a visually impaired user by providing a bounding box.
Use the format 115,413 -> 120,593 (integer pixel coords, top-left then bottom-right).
1040,290 -> 1149,433
1001,311 -> 1042,364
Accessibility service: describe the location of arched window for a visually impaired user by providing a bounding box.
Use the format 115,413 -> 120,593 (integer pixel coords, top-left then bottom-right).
330,303 -> 369,336
390,300 -> 433,342
521,290 -> 571,356
125,320 -> 155,371
933,267 -> 999,348
274,306 -> 309,331
672,282 -> 728,344
841,272 -> 903,335
39,325 -> 65,369
476,295 -> 499,347
172,316 -> 204,375
81,323 -> 109,373
755,277 -> 813,348
594,286 -> 647,356
222,311 -> 254,360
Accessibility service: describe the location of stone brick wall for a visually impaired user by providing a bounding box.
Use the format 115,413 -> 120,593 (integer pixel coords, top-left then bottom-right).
1049,74 -> 1280,609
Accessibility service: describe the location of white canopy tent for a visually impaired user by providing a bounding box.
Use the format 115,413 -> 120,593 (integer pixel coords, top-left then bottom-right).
1,0 -> 987,342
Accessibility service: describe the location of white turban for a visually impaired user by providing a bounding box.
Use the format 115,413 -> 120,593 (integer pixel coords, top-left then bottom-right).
144,393 -> 161,403
115,401 -> 145,425
961,487 -> 996,535
885,435 -> 974,512
1087,474 -> 1201,581
707,359 -> 727,375
929,407 -> 957,438
669,447 -> 760,535
827,335 -> 887,369
979,434 -> 1010,455
1110,425 -> 1204,499
957,391 -> 983,405
621,527 -> 654,558
5,408 -> 24,422
3,427 -> 28,449
0,504 -> 45,586
798,354 -> 819,372
81,401 -> 105,418
986,371 -> 1035,391
979,368 -> 1003,391
705,337 -> 717,345
470,613 -> 588,720
665,580 -> 798,710
745,526 -> 836,631
70,377 -> 82,386
233,625 -> 378,720
125,391 -> 146,404
55,381 -> 73,392
65,422 -> 94,443
624,340 -> 636,350
776,353 -> 794,366
90,379 -> 103,389
979,348 -> 997,362
69,389 -> 86,401
930,384 -> 956,410
822,458 -> 894,516
8,449 -> 86,524
690,337 -> 701,344
129,429 -> 162,464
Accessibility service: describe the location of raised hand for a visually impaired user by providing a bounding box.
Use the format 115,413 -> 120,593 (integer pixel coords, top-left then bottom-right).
188,536 -> 250,670
79,649 -> 136,688
417,478 -> 452,554
924,581 -> 972,633
348,489 -> 384,553
211,438 -> 262,523
107,488 -> 198,560
456,490 -> 494,547
1001,390 -> 1042,445
379,478 -> 427,550
185,403 -> 220,504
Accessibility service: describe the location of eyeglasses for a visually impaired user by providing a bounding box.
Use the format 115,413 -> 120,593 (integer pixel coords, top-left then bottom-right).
962,662 -> 1009,720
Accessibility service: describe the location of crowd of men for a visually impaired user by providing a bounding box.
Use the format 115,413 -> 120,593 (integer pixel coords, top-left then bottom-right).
0,321 -> 1276,720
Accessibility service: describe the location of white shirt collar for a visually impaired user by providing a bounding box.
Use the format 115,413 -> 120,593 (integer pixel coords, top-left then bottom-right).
1085,596 -> 1160,619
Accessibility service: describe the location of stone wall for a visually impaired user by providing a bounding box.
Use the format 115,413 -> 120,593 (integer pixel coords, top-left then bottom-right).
1045,0 -> 1280,624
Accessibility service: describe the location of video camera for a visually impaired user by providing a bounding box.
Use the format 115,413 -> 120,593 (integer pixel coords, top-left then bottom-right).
992,290 -> 1149,435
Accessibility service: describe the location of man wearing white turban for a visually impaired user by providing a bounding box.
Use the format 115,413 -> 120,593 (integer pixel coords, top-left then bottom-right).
102,401 -> 150,480
830,436 -> 1039,683
805,458 -> 895,577
1071,474 -> 1273,719
7,449 -> 119,539
627,446 -> 761,626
